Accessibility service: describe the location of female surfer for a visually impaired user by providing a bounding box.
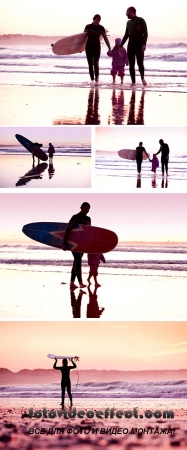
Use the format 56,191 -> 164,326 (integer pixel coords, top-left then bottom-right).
53,358 -> 77,409
84,14 -> 111,84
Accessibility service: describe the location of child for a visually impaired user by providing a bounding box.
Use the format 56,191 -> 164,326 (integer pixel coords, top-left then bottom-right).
87,253 -> 106,287
107,38 -> 128,84
150,154 -> 159,174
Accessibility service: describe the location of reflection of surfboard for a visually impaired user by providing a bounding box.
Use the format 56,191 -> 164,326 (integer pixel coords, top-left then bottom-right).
16,163 -> 48,187
22,222 -> 118,253
15,134 -> 48,161
52,33 -> 88,55
47,354 -> 79,361
118,149 -> 150,161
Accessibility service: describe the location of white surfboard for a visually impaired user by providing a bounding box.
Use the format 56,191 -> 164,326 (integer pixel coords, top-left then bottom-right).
47,354 -> 79,361
118,149 -> 150,161
52,33 -> 88,55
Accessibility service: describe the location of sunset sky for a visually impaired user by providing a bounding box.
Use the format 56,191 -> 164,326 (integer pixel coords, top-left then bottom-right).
1,193 -> 187,243
1,0 -> 187,39
0,321 -> 187,371
0,126 -> 90,146
96,127 -> 187,156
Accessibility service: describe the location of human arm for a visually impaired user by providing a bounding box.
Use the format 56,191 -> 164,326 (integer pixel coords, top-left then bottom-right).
120,26 -> 129,48
100,254 -> 106,263
155,148 -> 161,156
70,359 -> 77,369
53,358 -> 61,370
100,31 -> 111,51
141,18 -> 148,48
62,217 -> 77,250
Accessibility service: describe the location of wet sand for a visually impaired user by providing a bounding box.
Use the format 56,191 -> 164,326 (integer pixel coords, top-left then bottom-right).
1,85 -> 187,126
0,398 -> 186,449
95,172 -> 187,192
0,155 -> 91,189
1,268 -> 187,320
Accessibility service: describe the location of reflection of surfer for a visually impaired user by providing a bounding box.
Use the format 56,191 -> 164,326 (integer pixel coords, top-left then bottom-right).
70,289 -> 86,318
62,202 -> 91,289
53,358 -> 76,409
87,253 -> 105,287
136,142 -> 149,174
29,142 -> 43,164
127,90 -> 145,125
120,6 -> 148,87
85,88 -> 100,125
84,14 -> 111,84
48,142 -> 55,160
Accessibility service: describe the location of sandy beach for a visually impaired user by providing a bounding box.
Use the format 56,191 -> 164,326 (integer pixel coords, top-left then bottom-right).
1,85 -> 187,126
0,398 -> 186,449
1,267 -> 187,320
95,172 -> 187,192
0,155 -> 91,188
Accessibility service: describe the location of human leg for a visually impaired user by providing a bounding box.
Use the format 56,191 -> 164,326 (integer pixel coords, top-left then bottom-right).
67,381 -> 73,406
61,383 -> 65,407
93,44 -> 101,81
85,45 -> 94,80
127,44 -> 136,83
71,252 -> 84,285
136,46 -> 146,85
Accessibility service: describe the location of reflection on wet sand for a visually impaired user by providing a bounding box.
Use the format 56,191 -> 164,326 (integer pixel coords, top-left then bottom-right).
127,90 -> 145,125
85,88 -> 100,125
52,87 -> 145,126
48,160 -> 55,179
70,286 -> 104,319
15,162 -> 48,187
161,177 -> 168,188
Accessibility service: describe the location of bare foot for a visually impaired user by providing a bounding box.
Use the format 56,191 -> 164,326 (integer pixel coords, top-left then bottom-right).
142,79 -> 147,86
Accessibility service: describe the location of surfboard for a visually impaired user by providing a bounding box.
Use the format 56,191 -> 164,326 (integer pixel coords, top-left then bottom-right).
22,222 -> 118,253
15,134 -> 48,161
52,33 -> 88,55
47,354 -> 79,361
118,149 -> 150,161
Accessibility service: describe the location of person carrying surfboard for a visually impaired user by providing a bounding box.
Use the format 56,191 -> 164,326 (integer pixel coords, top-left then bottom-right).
53,358 -> 77,409
136,142 -> 149,174
84,14 -> 111,84
29,142 -> 43,164
120,7 -> 148,87
62,202 -> 91,289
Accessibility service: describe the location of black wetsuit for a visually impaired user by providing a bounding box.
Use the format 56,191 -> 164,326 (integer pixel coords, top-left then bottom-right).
121,16 -> 148,83
84,23 -> 109,80
53,360 -> 76,405
64,212 -> 91,284
156,143 -> 170,175
136,146 -> 149,173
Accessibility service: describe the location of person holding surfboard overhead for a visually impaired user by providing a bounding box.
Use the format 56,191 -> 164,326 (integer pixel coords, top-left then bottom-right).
62,202 -> 91,289
136,142 -> 149,174
84,14 -> 111,84
120,7 -> 148,86
53,358 -> 77,409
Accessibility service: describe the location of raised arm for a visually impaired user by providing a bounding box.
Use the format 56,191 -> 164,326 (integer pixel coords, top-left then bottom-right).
69,359 -> 77,369
53,359 -> 61,370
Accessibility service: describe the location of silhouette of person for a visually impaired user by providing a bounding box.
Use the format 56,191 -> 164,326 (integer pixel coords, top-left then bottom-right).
135,142 -> 149,174
62,202 -> 91,289
53,358 -> 76,409
155,139 -> 170,176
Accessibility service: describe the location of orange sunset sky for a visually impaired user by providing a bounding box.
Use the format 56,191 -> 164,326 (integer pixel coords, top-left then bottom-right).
1,322 -> 187,372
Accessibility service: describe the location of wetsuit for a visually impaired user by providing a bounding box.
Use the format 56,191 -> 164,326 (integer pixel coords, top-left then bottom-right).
120,16 -> 148,83
63,212 -> 91,284
84,23 -> 111,80
53,360 -> 76,405
136,146 -> 149,173
156,143 -> 170,175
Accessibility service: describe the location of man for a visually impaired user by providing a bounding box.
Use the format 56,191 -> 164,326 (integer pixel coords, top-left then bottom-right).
53,358 -> 76,409
120,6 -> 148,86
62,202 -> 91,289
136,141 -> 149,174
156,139 -> 170,176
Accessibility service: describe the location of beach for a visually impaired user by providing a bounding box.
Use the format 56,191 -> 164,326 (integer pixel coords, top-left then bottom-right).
1,43 -> 187,126
0,155 -> 91,189
0,398 -> 186,449
1,264 -> 187,320
1,84 -> 187,126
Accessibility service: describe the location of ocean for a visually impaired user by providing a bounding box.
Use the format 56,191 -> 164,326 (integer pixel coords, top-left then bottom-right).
0,145 -> 91,157
1,379 -> 187,398
1,243 -> 187,275
1,43 -> 187,92
96,154 -> 187,184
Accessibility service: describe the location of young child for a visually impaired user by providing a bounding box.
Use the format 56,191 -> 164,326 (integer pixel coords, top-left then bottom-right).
150,154 -> 159,174
107,38 -> 128,84
87,253 -> 106,287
